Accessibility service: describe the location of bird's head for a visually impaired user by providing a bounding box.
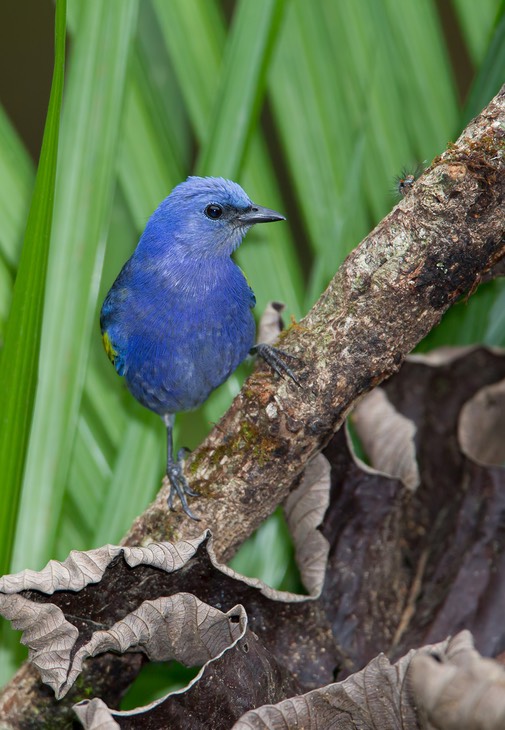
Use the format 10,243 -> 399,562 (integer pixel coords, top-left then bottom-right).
138,176 -> 285,259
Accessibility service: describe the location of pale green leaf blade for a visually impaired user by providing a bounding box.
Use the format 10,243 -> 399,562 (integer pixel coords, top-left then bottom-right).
152,0 -> 225,141
270,0 -> 459,308
12,0 -> 138,572
463,5 -> 505,122
91,413 -> 163,548
197,0 -> 288,179
452,0 -> 501,65
0,105 -> 34,270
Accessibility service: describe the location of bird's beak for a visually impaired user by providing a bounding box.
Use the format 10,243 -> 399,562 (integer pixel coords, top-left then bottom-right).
238,205 -> 286,225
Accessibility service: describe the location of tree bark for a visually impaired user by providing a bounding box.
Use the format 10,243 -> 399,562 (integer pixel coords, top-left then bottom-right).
1,86 -> 504,728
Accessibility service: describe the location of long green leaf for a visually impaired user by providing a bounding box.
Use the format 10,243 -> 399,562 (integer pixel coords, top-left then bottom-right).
56,2 -> 190,558
12,0 -> 138,572
152,0 -> 225,142
197,0 -> 288,178
91,410 -> 163,547
0,0 -> 66,577
0,67 -> 40,702
0,105 -> 35,345
419,2 -> 504,350
0,105 -> 34,270
463,3 -> 505,122
452,0 -> 501,65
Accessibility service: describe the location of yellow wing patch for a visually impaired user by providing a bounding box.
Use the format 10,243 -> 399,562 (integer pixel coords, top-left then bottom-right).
102,330 -> 118,365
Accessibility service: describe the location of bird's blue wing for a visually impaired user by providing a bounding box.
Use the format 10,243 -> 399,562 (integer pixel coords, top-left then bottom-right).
234,262 -> 256,310
100,261 -> 133,377
101,328 -> 126,376
248,285 -> 256,309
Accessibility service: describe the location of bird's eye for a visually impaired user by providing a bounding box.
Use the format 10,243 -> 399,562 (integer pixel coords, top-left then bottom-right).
204,204 -> 223,220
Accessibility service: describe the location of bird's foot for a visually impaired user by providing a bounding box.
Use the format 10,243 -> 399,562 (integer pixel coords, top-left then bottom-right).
176,448 -> 200,496
166,457 -> 200,521
252,343 -> 303,386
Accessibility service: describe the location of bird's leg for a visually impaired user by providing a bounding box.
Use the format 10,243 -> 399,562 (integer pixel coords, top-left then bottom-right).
251,343 -> 302,386
163,413 -> 200,521
176,447 -> 199,496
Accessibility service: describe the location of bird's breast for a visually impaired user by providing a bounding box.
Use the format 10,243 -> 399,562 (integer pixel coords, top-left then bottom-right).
122,261 -> 256,414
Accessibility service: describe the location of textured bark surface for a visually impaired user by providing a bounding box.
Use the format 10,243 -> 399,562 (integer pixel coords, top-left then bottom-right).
0,87 -> 504,728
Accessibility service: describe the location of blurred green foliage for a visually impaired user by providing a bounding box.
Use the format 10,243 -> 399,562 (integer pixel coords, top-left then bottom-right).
0,0 -> 504,702
0,0 -> 66,578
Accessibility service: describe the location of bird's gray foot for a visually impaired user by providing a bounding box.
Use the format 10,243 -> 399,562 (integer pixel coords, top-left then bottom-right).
252,343 -> 302,386
166,458 -> 200,521
175,447 -> 200,497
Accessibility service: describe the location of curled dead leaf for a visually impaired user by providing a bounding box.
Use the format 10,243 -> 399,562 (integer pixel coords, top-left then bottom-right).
284,453 -> 331,596
459,377 -> 505,467
353,387 -> 420,490
232,637 -> 450,729
257,301 -> 286,345
410,630 -> 505,730
73,604 -> 300,729
0,538 -> 209,698
0,452 -> 333,705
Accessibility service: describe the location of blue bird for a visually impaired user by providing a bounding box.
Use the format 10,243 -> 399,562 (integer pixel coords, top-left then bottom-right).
100,176 -> 297,520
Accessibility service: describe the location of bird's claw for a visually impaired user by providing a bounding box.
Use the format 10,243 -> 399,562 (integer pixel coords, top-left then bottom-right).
252,343 -> 303,386
166,460 -> 200,521
175,447 -> 200,497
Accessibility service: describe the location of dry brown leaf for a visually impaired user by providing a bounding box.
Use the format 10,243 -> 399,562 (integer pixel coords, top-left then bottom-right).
73,609 -> 299,729
353,387 -> 420,490
73,631 -> 505,729
0,452 -> 334,703
319,347 -> 505,675
0,538 -> 208,698
320,427 -> 411,675
410,630 -> 505,730
257,301 -> 286,345
232,638 -> 450,729
74,698 -> 119,730
378,347 -> 505,660
459,377 -> 505,467
284,453 -> 331,596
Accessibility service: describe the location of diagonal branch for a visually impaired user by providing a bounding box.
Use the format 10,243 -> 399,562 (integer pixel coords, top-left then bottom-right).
126,85 -> 505,561
1,86 -> 504,727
